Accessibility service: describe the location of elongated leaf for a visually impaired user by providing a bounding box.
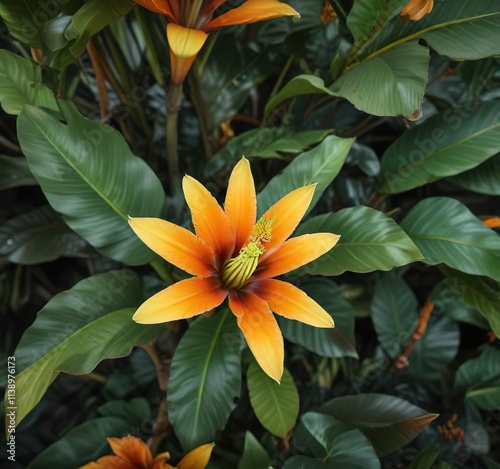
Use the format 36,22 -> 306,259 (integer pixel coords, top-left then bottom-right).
331,42 -> 429,117
440,267 -> 500,337
168,310 -> 242,451
379,101 -> 500,193
0,50 -> 58,115
278,278 -> 357,358
237,432 -> 270,469
400,197 -> 500,282
257,135 -> 354,215
448,153 -> 500,195
6,270 -> 161,428
0,155 -> 37,190
317,393 -> 438,456
248,362 -> 299,438
17,102 -> 165,265
296,206 -> 422,275
408,448 -> 441,469
371,272 -> 417,358
284,456 -> 327,468
0,205 -> 88,264
326,430 -> 381,468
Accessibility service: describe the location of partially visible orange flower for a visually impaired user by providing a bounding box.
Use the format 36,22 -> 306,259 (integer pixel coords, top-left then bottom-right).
321,1 -> 337,23
129,157 -> 340,383
400,0 -> 434,21
80,436 -> 213,469
482,216 -> 500,229
132,0 -> 299,84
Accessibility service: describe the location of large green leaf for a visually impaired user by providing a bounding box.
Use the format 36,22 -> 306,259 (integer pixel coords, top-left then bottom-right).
247,362 -> 299,438
407,448 -> 441,469
5,270 -> 161,428
317,393 -> 438,456
237,432 -> 270,469
440,267 -> 500,337
0,155 -> 37,190
17,102 -> 165,265
0,205 -> 88,264
330,42 -> 429,117
448,153 -> 500,195
0,50 -> 58,115
278,278 -> 357,358
167,310 -> 242,451
400,197 -> 500,282
296,206 -> 423,275
359,0 -> 500,62
257,135 -> 354,215
379,101 -> 500,193
455,346 -> 500,410
371,272 -> 417,358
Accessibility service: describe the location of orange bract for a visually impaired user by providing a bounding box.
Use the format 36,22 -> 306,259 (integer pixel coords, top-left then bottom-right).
400,0 -> 434,21
129,157 -> 340,382
132,0 -> 299,83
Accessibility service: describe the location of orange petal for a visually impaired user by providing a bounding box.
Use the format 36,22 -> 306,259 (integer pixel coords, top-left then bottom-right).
183,175 -> 235,264
107,437 -> 152,468
177,443 -> 215,469
401,0 -> 433,20
257,233 -> 340,278
229,290 -> 283,382
133,0 -> 177,22
252,279 -> 334,328
129,217 -> 215,277
152,452 -> 175,469
166,24 -> 208,84
206,0 -> 300,31
133,277 -> 227,324
224,157 -> 256,252
259,185 -> 315,260
80,456 -> 135,469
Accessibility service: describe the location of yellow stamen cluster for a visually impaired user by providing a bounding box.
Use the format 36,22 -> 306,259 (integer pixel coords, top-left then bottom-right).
221,218 -> 273,289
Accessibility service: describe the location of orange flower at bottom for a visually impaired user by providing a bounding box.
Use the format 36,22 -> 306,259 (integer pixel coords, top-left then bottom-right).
400,0 -> 434,21
80,436 -> 213,469
129,157 -> 340,382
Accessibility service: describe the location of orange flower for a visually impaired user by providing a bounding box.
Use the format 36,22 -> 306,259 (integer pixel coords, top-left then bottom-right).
132,0 -> 299,84
80,436 -> 213,469
400,0 -> 434,21
129,157 -> 340,382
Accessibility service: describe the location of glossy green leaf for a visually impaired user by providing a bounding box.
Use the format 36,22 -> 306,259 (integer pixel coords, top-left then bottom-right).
17,102 -> 165,265
440,267 -> 500,337
0,50 -> 58,115
448,153 -> 500,195
264,75 -> 337,119
379,101 -> 500,193
284,456 -> 327,468
326,430 -> 380,468
296,206 -> 423,275
0,155 -> 37,190
248,363 -> 299,438
0,205 -> 88,264
371,272 -> 417,358
331,42 -> 429,117
6,270 -> 160,428
278,278 -> 357,358
407,448 -> 441,469
317,393 -> 438,456
400,197 -> 500,282
257,135 -> 354,215
168,310 -> 242,451
237,432 -> 270,469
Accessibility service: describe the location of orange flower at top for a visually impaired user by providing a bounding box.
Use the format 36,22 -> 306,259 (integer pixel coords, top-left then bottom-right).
80,436 -> 213,469
400,0 -> 434,21
129,157 -> 340,382
132,0 -> 299,84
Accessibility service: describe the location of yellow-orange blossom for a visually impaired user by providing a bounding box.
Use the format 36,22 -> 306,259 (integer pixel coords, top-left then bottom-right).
132,0 -> 299,84
129,158 -> 340,382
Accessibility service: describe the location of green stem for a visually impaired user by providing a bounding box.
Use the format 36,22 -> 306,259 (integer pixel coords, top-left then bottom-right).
189,72 -> 213,160
166,83 -> 184,195
150,257 -> 174,285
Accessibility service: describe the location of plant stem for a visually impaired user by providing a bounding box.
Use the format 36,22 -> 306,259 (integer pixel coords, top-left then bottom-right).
166,83 -> 184,194
87,40 -> 109,121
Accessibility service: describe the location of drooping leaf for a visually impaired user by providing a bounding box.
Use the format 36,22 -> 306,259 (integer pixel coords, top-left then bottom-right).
400,197 -> 500,282
0,155 -> 37,191
247,363 -> 299,438
379,101 -> 500,193
371,272 -> 417,358
168,310 -> 242,451
237,432 -> 270,469
257,135 -> 355,215
448,153 -> 500,195
17,102 -> 165,265
0,50 -> 58,115
317,393 -> 438,456
296,206 -> 422,275
325,430 -> 381,468
5,270 -> 161,428
278,278 -> 357,358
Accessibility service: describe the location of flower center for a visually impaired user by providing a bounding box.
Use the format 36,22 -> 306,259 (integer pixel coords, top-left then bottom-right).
221,218 -> 273,289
